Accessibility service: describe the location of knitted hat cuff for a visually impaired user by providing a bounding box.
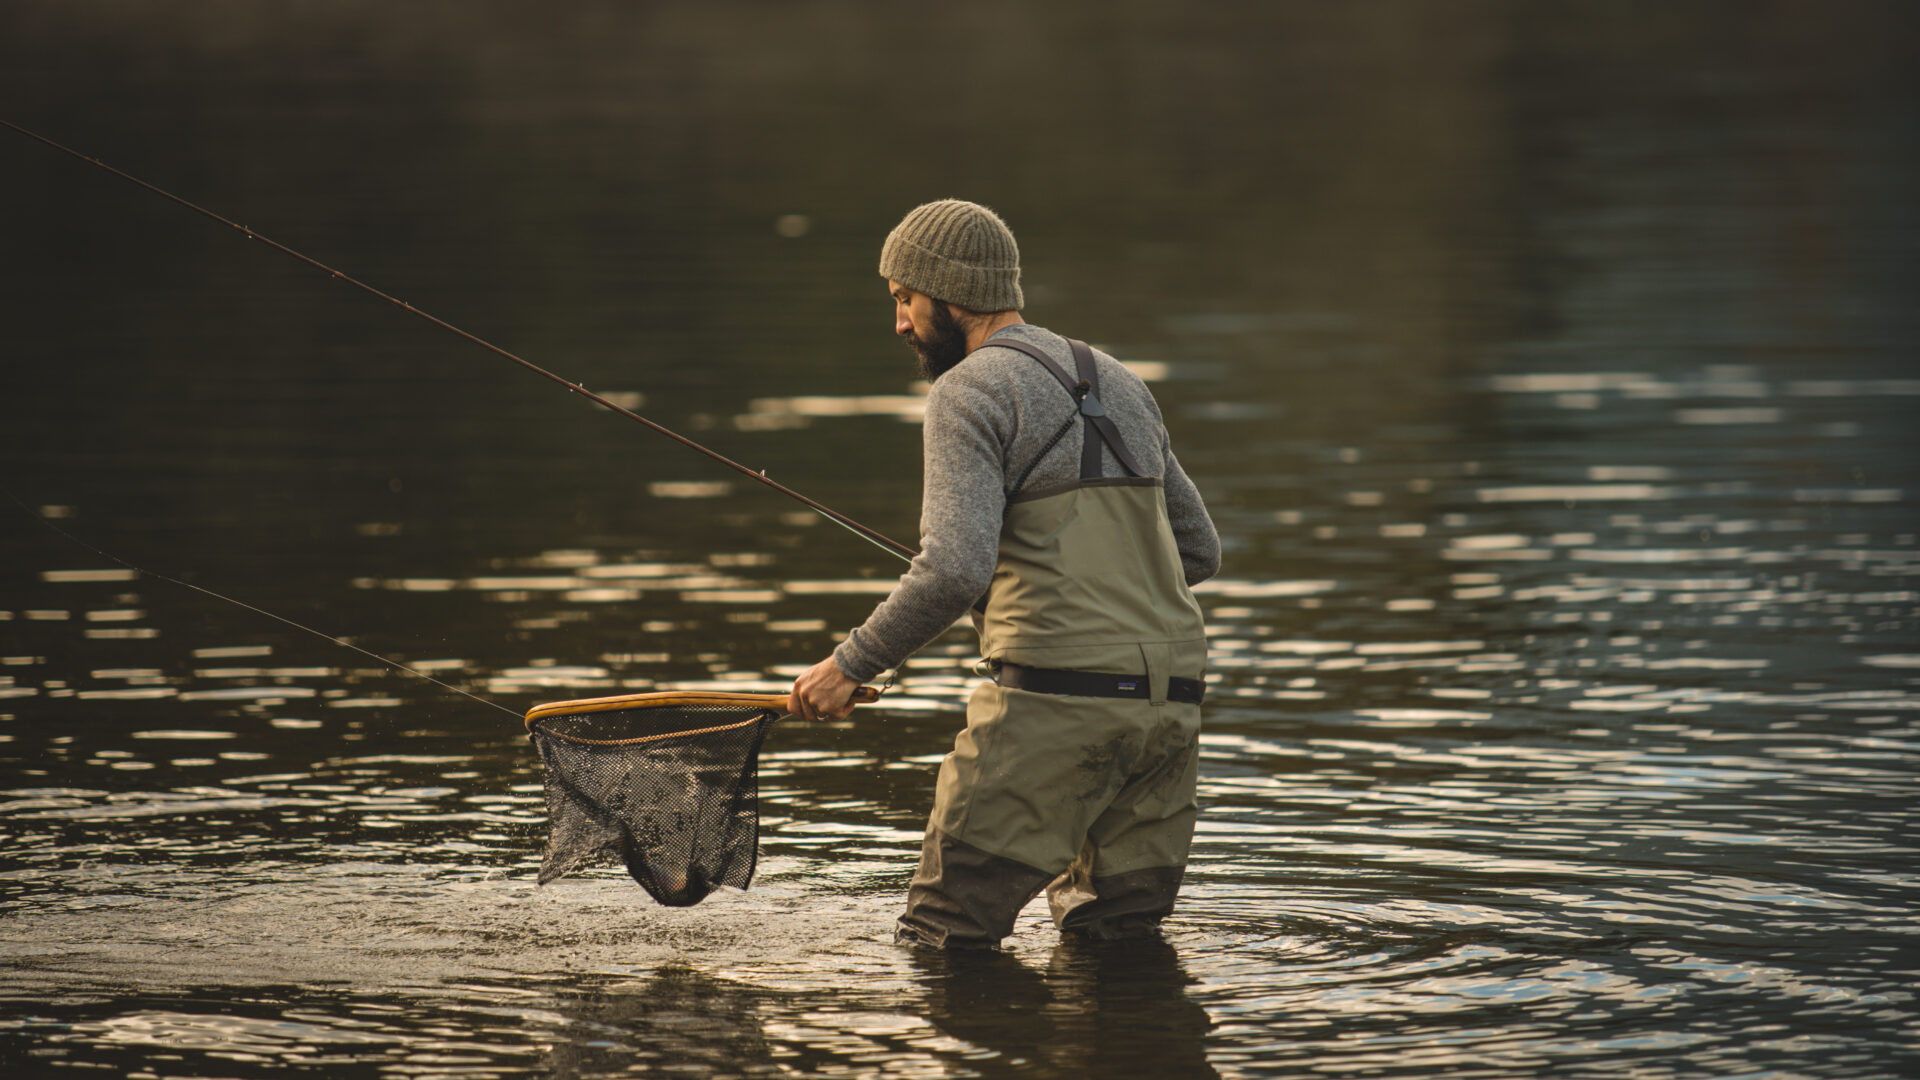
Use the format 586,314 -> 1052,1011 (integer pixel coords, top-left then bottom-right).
878,200 -> 1023,313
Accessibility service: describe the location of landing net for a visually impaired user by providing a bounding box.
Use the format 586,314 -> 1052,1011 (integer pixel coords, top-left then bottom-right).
525,692 -> 785,906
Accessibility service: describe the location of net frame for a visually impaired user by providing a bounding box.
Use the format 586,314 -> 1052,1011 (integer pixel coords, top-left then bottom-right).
525,691 -> 792,745
523,689 -> 877,902
524,688 -> 879,742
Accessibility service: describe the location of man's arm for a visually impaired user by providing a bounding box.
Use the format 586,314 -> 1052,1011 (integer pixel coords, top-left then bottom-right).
1162,431 -> 1221,586
790,373 -> 1007,719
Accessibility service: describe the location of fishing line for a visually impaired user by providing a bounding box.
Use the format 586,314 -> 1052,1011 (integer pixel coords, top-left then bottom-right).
6,488 -> 522,719
0,118 -> 918,567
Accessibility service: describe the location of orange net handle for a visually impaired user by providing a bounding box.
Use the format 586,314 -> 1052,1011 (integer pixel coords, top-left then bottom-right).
523,686 -> 881,733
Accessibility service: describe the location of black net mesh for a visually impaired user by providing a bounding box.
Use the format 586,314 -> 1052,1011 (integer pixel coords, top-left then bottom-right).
528,700 -> 781,906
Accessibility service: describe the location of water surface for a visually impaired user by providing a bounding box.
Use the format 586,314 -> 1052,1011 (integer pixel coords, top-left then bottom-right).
2,2 -> 1916,1077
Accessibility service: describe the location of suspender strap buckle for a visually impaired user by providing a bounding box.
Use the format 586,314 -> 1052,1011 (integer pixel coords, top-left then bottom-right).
988,334 -> 1147,482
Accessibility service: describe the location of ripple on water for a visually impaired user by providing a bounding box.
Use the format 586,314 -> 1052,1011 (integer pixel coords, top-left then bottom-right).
4,36 -> 1920,1076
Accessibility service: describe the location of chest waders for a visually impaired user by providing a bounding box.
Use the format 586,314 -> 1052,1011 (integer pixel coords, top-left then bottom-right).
899,335 -> 1209,948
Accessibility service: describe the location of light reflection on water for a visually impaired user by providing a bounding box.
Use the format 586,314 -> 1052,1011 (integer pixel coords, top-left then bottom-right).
4,1 -> 1920,1077
5,433 -> 1915,1077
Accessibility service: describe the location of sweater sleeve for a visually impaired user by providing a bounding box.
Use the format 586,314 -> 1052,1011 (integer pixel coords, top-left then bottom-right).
1161,429 -> 1222,587
831,374 -> 1008,681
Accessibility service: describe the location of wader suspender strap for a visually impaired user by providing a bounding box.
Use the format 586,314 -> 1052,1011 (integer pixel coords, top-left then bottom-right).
990,336 -> 1148,483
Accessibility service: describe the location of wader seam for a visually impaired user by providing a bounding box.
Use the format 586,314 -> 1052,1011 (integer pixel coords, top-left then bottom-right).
1008,476 -> 1160,506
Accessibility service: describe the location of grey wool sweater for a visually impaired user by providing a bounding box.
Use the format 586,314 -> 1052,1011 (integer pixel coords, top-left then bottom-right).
831,324 -> 1220,682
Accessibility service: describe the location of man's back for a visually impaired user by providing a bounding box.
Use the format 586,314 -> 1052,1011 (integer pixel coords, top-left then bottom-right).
835,322 -> 1218,682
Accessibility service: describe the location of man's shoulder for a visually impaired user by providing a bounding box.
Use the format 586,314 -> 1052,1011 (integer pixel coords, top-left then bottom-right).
974,324 -> 1066,361
938,329 -> 1059,399
969,326 -> 1153,399
958,326 -> 1084,388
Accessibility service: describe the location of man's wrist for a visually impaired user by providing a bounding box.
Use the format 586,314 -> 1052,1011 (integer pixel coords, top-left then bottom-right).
831,635 -> 886,684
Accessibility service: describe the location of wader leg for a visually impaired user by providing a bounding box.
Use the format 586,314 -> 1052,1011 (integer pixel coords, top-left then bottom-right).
1048,855 -> 1186,940
898,828 -> 1056,949
1046,715 -> 1200,940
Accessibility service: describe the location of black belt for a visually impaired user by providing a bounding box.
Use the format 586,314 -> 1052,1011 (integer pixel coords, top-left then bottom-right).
991,661 -> 1205,705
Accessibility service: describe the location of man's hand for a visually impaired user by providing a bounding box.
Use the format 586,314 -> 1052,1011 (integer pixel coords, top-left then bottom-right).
789,655 -> 860,722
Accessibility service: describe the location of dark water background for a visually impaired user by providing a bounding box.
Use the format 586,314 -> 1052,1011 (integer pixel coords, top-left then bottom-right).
3,2 -> 1917,1076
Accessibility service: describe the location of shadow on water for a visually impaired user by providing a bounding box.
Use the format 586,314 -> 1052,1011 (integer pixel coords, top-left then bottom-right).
910,938 -> 1218,1080
545,969 -> 779,1078
540,953 -> 1209,1080
548,942 -> 1219,1079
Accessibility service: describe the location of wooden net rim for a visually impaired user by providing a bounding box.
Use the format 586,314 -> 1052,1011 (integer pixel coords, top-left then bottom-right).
523,688 -> 878,747
525,691 -> 785,747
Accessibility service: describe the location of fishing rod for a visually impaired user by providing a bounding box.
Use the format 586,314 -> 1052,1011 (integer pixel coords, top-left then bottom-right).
10,487 -> 901,717
1,118 -> 918,567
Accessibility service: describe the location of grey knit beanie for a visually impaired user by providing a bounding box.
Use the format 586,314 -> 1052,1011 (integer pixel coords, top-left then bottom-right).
878,199 -> 1023,313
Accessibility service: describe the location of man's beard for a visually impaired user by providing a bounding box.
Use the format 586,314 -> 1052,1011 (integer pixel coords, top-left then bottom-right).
905,300 -> 970,381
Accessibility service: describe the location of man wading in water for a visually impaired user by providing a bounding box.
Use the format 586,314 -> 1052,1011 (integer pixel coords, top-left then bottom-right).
791,200 -> 1219,948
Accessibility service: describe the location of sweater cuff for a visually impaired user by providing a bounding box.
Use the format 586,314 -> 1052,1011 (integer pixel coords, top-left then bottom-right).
832,631 -> 889,684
